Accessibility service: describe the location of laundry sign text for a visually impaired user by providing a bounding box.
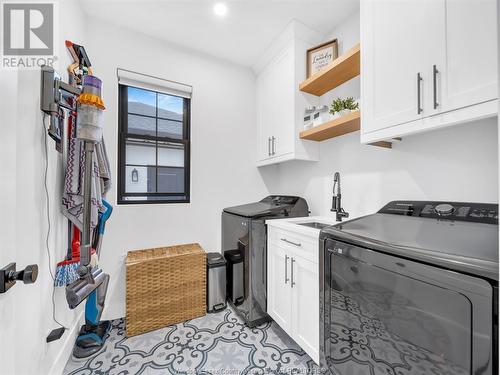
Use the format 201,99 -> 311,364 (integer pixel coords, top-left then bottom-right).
306,39 -> 338,78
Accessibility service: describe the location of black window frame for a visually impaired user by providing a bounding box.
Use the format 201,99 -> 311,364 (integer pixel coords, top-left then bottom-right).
117,84 -> 191,204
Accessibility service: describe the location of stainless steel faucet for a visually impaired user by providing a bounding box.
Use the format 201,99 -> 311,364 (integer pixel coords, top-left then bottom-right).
331,172 -> 349,222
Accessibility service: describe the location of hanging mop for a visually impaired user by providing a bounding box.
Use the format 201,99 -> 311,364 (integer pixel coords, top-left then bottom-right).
55,105 -> 82,287
55,40 -> 111,287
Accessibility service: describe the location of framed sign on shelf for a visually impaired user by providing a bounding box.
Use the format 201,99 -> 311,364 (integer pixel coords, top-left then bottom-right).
306,39 -> 338,78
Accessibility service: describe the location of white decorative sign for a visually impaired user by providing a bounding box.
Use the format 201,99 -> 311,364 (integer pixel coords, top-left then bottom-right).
307,39 -> 338,78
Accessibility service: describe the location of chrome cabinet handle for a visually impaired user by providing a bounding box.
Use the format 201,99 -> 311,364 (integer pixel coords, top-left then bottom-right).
268,137 -> 271,156
433,65 -> 439,109
280,238 -> 301,247
284,254 -> 289,284
417,72 -> 423,114
271,136 -> 276,155
291,258 -> 296,288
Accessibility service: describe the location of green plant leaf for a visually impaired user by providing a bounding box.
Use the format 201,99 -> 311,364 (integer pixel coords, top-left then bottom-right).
329,97 -> 345,115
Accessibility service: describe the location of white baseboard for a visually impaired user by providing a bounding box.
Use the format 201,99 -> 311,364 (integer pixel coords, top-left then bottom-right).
49,310 -> 84,375
101,301 -> 125,321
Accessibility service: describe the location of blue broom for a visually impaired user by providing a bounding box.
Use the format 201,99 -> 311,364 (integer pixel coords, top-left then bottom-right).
54,223 -> 81,287
54,201 -> 112,286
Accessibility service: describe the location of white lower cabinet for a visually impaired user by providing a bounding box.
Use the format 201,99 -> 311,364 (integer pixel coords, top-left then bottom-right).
267,227 -> 319,364
290,256 -> 319,361
268,246 -> 292,331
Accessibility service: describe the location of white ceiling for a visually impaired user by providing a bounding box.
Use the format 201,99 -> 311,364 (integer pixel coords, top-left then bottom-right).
81,0 -> 359,67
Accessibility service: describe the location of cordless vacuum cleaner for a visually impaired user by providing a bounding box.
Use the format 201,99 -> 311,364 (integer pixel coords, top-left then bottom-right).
41,42 -> 111,357
64,75 -> 111,359
67,201 -> 112,358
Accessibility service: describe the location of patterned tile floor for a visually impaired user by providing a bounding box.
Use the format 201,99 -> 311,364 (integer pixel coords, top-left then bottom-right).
63,306 -> 319,375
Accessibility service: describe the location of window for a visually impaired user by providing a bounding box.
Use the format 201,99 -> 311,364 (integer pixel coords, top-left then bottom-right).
117,75 -> 191,204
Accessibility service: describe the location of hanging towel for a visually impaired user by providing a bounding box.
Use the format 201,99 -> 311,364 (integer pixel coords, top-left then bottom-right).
95,140 -> 111,194
62,136 -> 110,230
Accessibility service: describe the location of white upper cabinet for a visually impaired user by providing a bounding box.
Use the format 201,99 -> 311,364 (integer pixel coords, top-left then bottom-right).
361,0 -> 498,143
256,66 -> 274,161
361,0 -> 445,133
254,21 -> 322,166
273,46 -> 295,157
440,0 -> 498,112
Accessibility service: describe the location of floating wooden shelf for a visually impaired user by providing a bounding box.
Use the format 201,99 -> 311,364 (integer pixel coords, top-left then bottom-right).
299,111 -> 392,148
300,110 -> 361,141
299,43 -> 360,96
368,140 -> 393,149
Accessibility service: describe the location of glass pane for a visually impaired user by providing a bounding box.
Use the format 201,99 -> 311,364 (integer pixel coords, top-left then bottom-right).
158,119 -> 183,139
128,114 -> 156,136
157,141 -> 184,167
158,93 -> 183,119
157,166 -> 184,193
128,86 -> 156,116
125,165 -> 156,193
126,138 -> 156,165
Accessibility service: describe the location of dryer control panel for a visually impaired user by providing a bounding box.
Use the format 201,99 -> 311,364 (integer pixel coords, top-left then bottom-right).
378,201 -> 498,224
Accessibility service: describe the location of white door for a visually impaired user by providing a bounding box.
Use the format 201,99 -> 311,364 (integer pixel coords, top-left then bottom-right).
439,0 -> 498,113
272,43 -> 295,157
267,245 -> 292,331
290,255 -> 319,363
256,66 -> 273,161
0,70 -> 18,374
361,0 -> 445,133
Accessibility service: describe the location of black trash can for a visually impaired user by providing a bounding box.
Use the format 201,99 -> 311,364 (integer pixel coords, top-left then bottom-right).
206,253 -> 227,313
225,249 -> 244,305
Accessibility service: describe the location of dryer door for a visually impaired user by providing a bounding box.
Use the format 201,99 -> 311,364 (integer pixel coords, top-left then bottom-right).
321,239 -> 494,375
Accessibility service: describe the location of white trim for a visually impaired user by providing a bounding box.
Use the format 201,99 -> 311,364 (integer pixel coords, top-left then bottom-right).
49,310 -> 85,375
256,151 -> 319,167
361,99 -> 498,143
117,68 -> 192,98
252,19 -> 324,75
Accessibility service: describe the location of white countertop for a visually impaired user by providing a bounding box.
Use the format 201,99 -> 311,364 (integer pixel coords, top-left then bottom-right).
265,216 -> 339,238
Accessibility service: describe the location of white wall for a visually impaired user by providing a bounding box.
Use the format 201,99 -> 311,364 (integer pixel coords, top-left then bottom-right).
319,10 -> 360,110
261,11 -> 499,219
84,19 -> 270,320
264,118 -> 498,217
0,1 -> 88,374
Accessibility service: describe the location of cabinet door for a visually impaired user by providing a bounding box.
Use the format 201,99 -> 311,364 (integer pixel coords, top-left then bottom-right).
291,255 -> 319,363
257,65 -> 273,161
267,245 -> 292,331
439,0 -> 498,113
272,44 -> 295,158
361,0 -> 445,134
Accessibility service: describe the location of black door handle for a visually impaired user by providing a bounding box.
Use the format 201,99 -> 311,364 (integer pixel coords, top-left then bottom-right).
417,72 -> 423,114
433,65 -> 439,109
0,263 -> 38,293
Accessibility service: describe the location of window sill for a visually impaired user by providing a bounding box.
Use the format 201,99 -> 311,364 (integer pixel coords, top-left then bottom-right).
117,198 -> 191,205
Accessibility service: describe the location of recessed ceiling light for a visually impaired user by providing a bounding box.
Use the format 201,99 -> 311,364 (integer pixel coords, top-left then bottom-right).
213,2 -> 228,17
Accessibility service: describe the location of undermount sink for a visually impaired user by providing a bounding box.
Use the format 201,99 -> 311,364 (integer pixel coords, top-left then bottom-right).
297,221 -> 331,230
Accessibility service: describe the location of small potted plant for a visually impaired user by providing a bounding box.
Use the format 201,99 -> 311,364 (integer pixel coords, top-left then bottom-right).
329,97 -> 359,119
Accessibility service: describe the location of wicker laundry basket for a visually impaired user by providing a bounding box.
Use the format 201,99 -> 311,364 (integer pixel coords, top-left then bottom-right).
125,243 -> 206,337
